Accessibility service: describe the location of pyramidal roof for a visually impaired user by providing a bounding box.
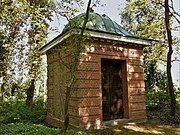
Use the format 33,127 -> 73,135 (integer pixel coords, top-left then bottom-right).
40,12 -> 151,53
62,12 -> 133,36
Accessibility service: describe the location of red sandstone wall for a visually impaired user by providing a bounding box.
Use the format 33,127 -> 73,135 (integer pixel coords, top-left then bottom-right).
127,57 -> 146,120
74,41 -> 146,129
46,47 -> 79,128
46,40 -> 147,129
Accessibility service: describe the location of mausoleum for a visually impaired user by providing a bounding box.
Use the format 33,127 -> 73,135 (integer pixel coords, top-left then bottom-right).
40,12 -> 151,129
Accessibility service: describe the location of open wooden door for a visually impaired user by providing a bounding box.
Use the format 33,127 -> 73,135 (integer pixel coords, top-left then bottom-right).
101,59 -> 124,121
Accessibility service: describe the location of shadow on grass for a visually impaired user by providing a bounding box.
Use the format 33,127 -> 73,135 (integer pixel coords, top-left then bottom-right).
93,123 -> 180,135
0,123 -> 60,135
0,122 -> 179,135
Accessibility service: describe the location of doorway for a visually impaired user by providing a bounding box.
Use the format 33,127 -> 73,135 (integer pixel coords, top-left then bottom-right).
101,59 -> 124,121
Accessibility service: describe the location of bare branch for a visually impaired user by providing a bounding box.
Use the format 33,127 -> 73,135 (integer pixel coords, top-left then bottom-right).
172,59 -> 180,63
169,0 -> 180,18
171,27 -> 180,31
152,0 -> 180,24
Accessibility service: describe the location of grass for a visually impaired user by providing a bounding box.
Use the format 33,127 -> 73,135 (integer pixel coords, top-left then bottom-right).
0,123 -> 92,135
0,123 -> 60,135
1,100 -> 180,135
93,123 -> 180,135
0,122 -> 179,135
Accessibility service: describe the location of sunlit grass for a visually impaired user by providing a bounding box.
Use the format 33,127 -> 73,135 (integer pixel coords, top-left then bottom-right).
94,123 -> 180,135
0,122 -> 180,135
123,124 -> 163,134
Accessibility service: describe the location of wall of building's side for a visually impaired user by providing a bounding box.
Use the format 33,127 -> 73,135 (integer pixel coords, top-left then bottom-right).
45,39 -> 147,129
75,41 -> 146,129
127,50 -> 146,120
73,51 -> 101,130
46,46 -> 79,128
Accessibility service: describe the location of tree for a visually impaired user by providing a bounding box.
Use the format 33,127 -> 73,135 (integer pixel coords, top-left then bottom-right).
121,0 -> 168,107
0,0 -> 55,103
25,0 -> 55,108
164,0 -> 176,116
59,1 -> 92,134
0,1 -> 24,100
121,0 -> 179,116
0,31 -> 6,102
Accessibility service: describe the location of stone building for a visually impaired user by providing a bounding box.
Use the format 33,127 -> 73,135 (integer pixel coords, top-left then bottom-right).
40,12 -> 151,130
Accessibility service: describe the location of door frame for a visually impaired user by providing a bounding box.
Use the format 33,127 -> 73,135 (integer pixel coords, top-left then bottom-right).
100,58 -> 128,121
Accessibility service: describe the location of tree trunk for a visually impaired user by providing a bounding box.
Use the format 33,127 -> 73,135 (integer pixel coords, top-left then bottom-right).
26,79 -> 35,108
0,82 -> 4,102
61,1 -> 92,134
61,86 -> 71,135
165,0 -> 176,116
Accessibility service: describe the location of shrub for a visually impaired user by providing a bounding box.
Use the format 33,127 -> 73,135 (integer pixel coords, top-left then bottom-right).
146,90 -> 170,111
0,123 -> 60,135
0,123 -> 92,135
0,99 -> 46,124
0,100 -> 92,135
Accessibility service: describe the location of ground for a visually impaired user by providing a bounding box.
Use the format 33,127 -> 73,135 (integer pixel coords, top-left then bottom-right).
1,100 -> 179,134
93,109 -> 180,134
1,119 -> 179,135
93,121 -> 180,135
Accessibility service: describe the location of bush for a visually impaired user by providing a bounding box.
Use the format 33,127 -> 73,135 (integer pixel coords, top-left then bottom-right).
0,99 -> 47,124
0,123 -> 92,135
146,90 -> 170,111
0,123 -> 60,135
0,100 -> 92,135
168,115 -> 180,124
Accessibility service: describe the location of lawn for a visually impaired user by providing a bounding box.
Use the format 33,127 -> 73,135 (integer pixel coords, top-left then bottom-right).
0,122 -> 179,135
0,122 -> 92,135
1,100 -> 179,135
94,123 -> 180,135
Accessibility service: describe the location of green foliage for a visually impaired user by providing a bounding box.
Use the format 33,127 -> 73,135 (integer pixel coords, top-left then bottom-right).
0,123 -> 60,135
0,0 -> 56,101
145,69 -> 169,110
121,0 -> 167,91
121,0 -> 179,112
0,0 -> 84,103
67,130 -> 93,135
0,98 -> 92,135
121,1 -> 167,58
175,86 -> 180,113
0,99 -> 46,124
0,123 -> 92,135
146,90 -> 169,110
54,0 -> 84,19
168,115 -> 180,124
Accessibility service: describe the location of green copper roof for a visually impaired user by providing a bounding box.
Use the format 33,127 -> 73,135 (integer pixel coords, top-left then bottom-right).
40,12 -> 152,53
62,12 -> 134,36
